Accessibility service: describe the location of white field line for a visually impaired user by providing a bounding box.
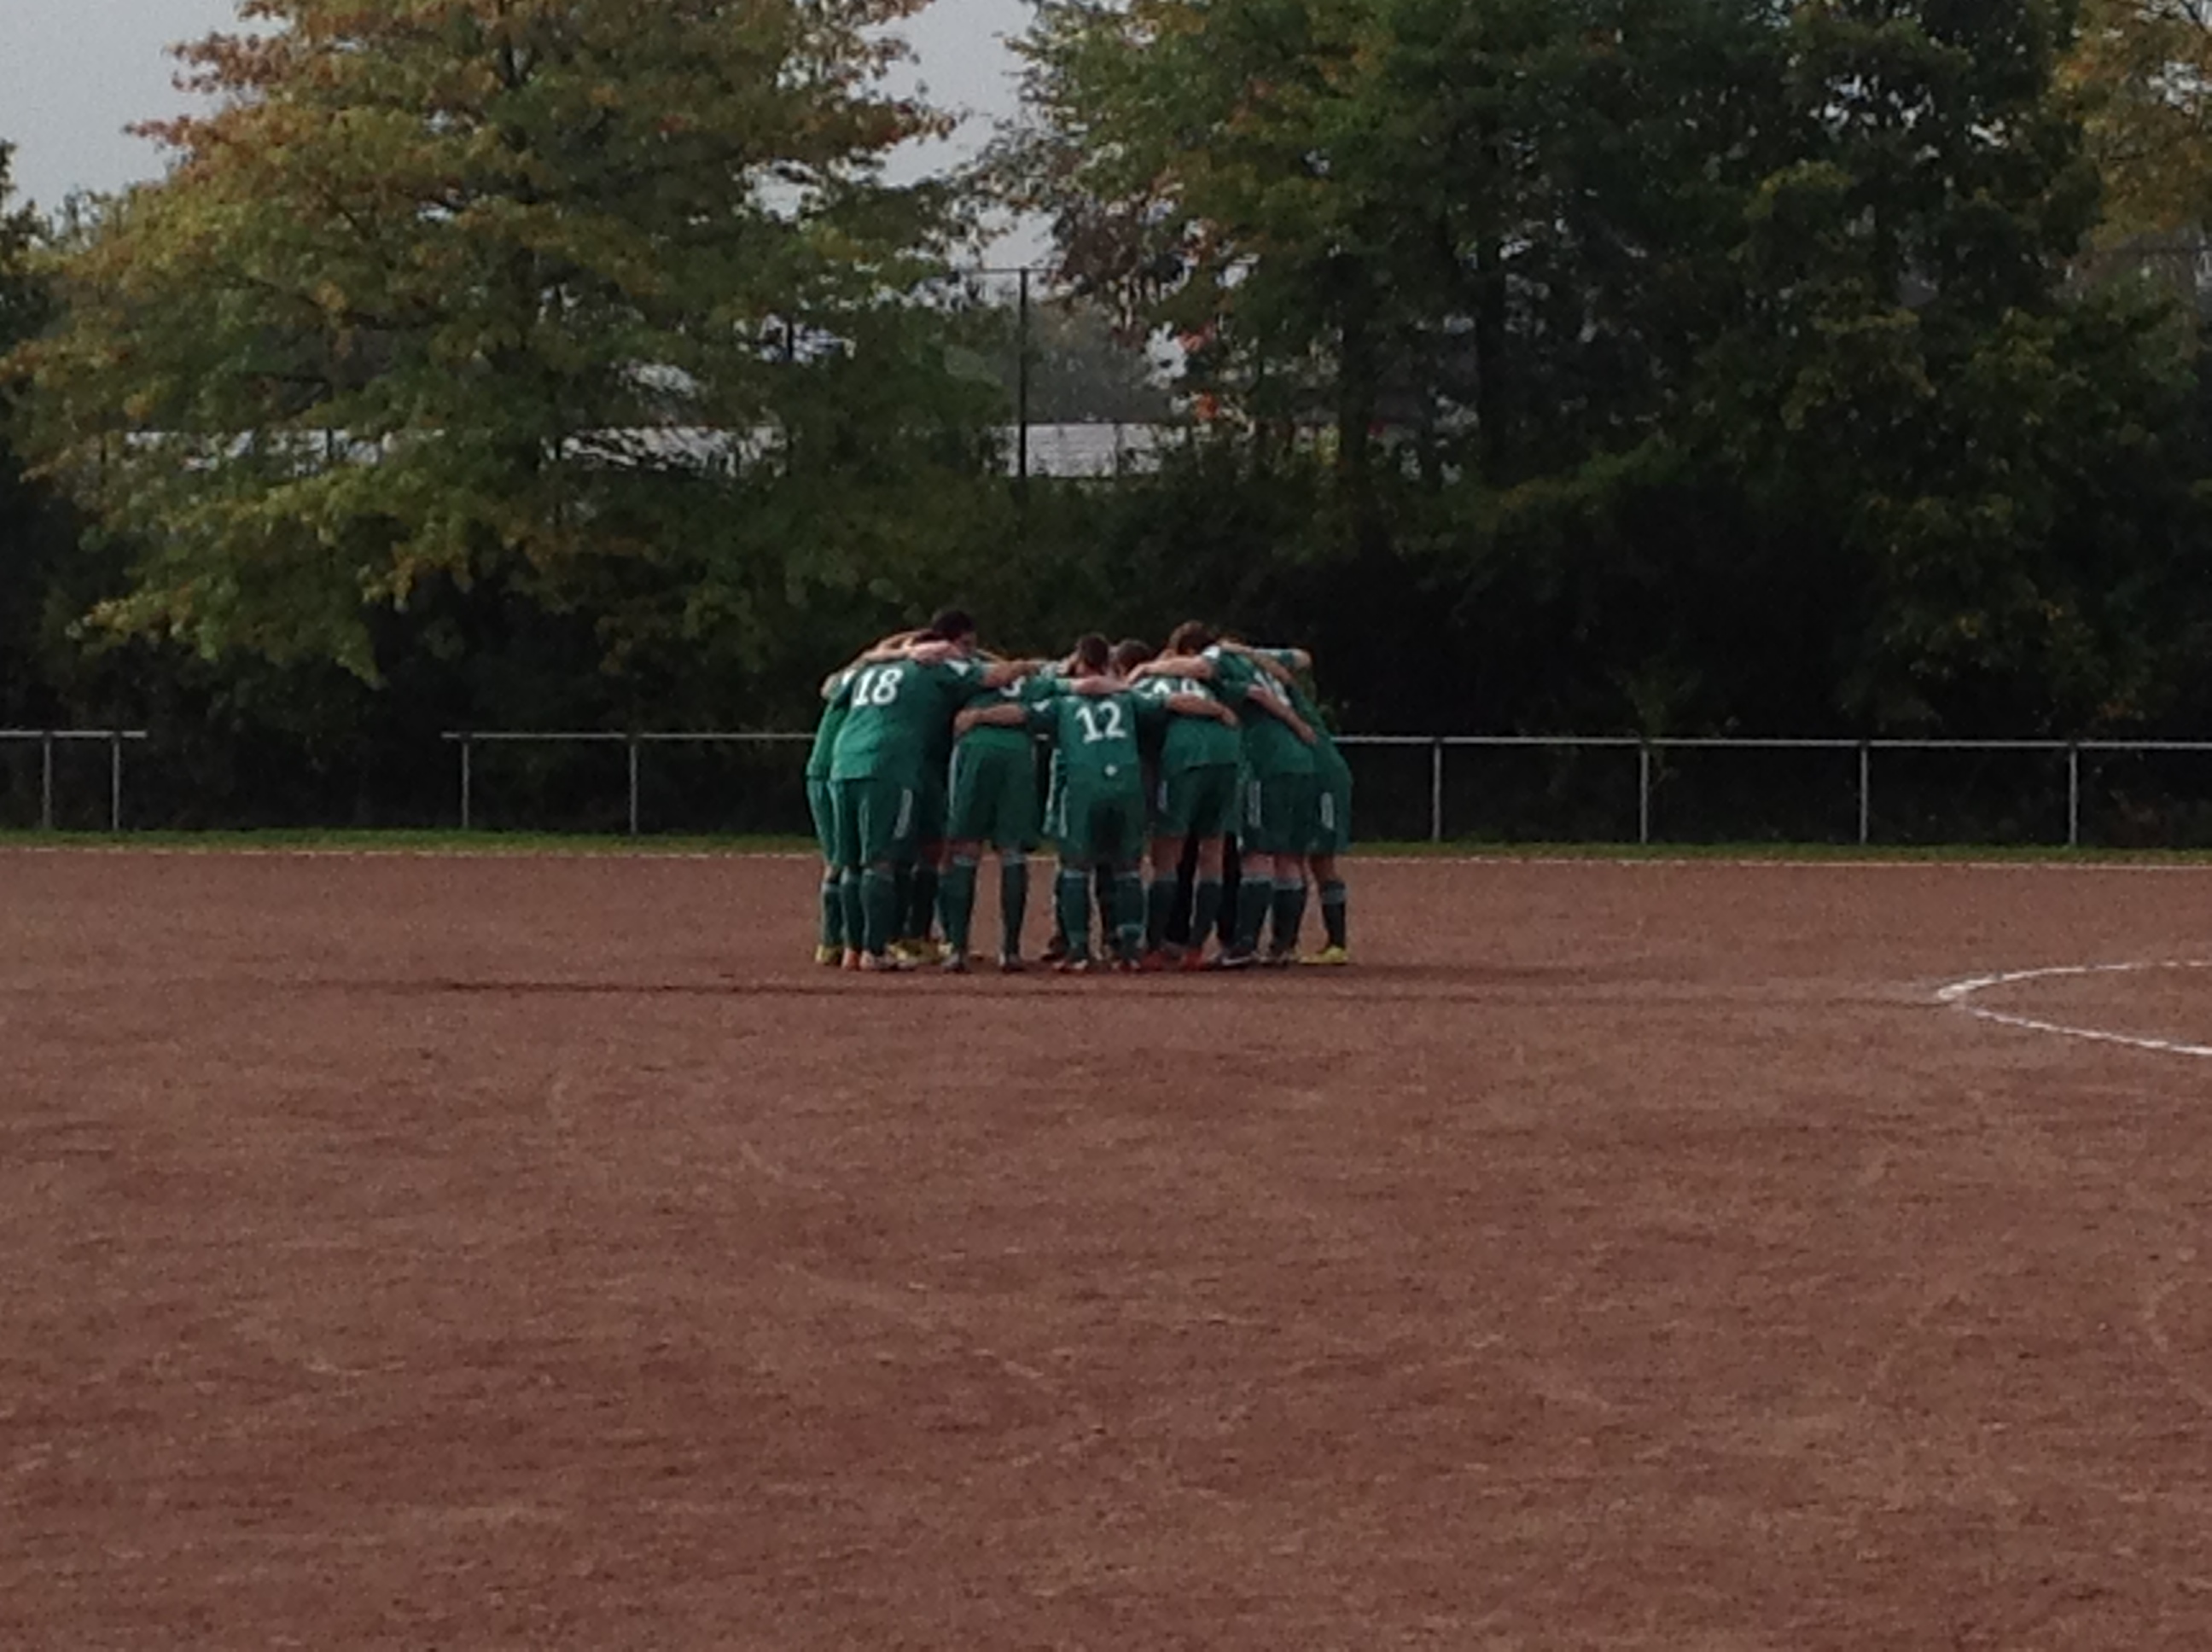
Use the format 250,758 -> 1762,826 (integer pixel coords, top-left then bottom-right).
1936,960 -> 2212,1061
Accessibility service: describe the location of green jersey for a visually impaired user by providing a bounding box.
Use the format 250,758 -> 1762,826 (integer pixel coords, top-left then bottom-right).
958,673 -> 1054,756
1138,673 -> 1240,774
1252,649 -> 1343,771
1206,648 -> 1314,778
806,666 -> 859,781
828,656 -> 987,788
1028,687 -> 1164,791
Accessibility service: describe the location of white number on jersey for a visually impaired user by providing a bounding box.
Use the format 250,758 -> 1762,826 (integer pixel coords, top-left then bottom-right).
1142,676 -> 1207,701
850,666 -> 903,708
1072,700 -> 1127,744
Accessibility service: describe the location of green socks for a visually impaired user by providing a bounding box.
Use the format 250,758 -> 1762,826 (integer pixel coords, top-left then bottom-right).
862,867 -> 899,957
840,870 -> 865,957
1321,879 -> 1348,949
1234,877 -> 1272,952
909,864 -> 940,943
1114,872 -> 1145,962
1270,878 -> 1308,956
1145,876 -> 1178,952
1000,857 -> 1028,957
820,872 -> 845,951
1057,868 -> 1092,956
890,864 -> 913,942
939,858 -> 978,954
1191,878 -> 1224,951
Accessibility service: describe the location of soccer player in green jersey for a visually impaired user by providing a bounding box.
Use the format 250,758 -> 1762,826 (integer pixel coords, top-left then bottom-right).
939,667 -> 1057,972
827,624 -> 1027,971
1225,642 -> 1353,964
1133,623 -> 1243,969
1137,631 -> 1318,969
894,608 -> 984,963
965,637 -> 1231,971
806,631 -> 928,964
1034,646 -> 1120,966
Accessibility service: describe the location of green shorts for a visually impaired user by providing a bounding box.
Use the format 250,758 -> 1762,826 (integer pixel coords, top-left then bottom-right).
806,777 -> 838,863
947,740 -> 1040,852
1058,783 -> 1147,868
1312,755 -> 1353,855
1241,771 -> 1316,857
832,777 -> 921,868
1157,763 -> 1238,841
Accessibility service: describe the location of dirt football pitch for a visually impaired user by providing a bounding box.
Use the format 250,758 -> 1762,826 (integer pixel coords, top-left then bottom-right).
8,847 -> 2212,1648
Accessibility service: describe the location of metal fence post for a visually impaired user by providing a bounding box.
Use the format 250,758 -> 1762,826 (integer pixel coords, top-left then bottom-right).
2067,743 -> 2081,850
1430,740 -> 1445,843
460,736 -> 474,832
1638,742 -> 1653,846
40,732 -> 54,833
627,736 -> 642,839
108,732 -> 123,832
1858,741 -> 1871,847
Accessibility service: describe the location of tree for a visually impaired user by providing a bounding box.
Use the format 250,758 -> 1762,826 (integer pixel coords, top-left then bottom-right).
9,0 -> 998,700
2069,0 -> 2212,239
0,142 -> 90,730
1697,0 -> 2209,733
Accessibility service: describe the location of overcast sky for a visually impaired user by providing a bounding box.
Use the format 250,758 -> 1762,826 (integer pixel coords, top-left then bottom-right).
1,0 -> 1033,218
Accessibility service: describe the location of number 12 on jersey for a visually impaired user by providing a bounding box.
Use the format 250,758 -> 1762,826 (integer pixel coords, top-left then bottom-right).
1073,701 -> 1126,743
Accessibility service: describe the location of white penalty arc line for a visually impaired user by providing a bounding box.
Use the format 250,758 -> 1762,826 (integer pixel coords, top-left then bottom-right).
1936,960 -> 2212,1060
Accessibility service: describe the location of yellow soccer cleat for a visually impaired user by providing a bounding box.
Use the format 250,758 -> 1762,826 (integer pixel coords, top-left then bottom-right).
814,945 -> 844,967
1301,945 -> 1350,967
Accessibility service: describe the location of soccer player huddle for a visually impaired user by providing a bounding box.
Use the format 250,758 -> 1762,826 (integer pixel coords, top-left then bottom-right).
806,608 -> 1353,974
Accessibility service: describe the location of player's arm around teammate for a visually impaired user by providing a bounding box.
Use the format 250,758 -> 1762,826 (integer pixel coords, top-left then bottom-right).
1230,643 -> 1353,964
1131,656 -> 1244,969
1025,666 -> 1155,972
828,631 -> 991,972
806,632 -> 955,965
939,675 -> 1054,974
1150,643 -> 1319,968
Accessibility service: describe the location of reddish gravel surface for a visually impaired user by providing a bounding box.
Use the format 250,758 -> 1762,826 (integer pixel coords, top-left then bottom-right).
6,848 -> 2212,1649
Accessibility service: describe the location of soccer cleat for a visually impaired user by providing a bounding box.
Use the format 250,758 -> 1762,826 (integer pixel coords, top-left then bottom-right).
1301,945 -> 1351,967
1138,949 -> 1170,973
1263,948 -> 1298,969
814,945 -> 844,967
1213,949 -> 1259,971
1054,954 -> 1096,974
1179,947 -> 1212,973
997,952 -> 1027,974
841,949 -> 864,972
859,951 -> 911,974
1040,935 -> 1070,965
940,953 -> 970,974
